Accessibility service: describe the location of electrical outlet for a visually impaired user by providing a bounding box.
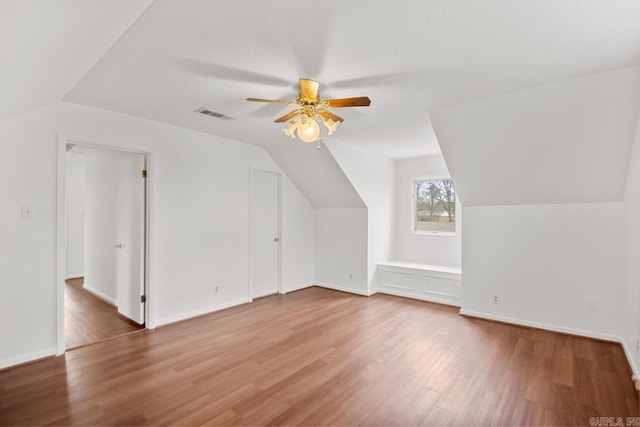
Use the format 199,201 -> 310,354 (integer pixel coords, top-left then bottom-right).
492,295 -> 500,304
348,273 -> 353,280
214,286 -> 219,293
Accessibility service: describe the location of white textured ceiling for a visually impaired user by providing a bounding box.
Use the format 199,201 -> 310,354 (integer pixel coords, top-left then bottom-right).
267,140 -> 365,209
63,0 -> 640,159
431,66 -> 640,206
0,0 -> 152,122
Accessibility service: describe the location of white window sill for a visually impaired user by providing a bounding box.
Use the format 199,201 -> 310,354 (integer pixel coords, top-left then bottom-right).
410,231 -> 458,237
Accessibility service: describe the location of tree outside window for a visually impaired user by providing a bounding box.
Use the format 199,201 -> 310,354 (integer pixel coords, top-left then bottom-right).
415,179 -> 456,233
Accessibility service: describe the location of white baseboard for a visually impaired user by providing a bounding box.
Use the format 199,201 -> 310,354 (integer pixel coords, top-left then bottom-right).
460,308 -> 639,388
65,273 -> 84,280
280,282 -> 315,294
459,309 -> 621,342
82,282 -> 117,306
379,288 -> 461,307
0,347 -> 56,370
621,338 -> 640,380
314,282 -> 373,296
156,297 -> 251,327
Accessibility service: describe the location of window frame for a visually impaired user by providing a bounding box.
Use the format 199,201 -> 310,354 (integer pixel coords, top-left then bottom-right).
410,175 -> 460,237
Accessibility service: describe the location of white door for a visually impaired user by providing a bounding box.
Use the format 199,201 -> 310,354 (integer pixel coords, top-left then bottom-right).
115,152 -> 146,324
250,169 -> 280,298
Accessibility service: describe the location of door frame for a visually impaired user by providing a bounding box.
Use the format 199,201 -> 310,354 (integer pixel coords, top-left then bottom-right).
55,133 -> 155,356
248,166 -> 283,300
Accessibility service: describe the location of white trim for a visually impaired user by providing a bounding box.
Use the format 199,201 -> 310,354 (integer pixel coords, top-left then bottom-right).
411,230 -> 458,237
410,175 -> 460,237
377,262 -> 462,306
314,282 -> 375,296
56,137 -> 66,356
0,348 -> 57,370
459,309 -> 622,343
461,308 -> 639,388
145,149 -> 156,329
379,288 -> 461,307
378,261 -> 462,276
61,133 -> 153,154
56,133 -> 154,357
156,297 -> 251,327
249,166 -> 283,299
280,282 -> 315,294
82,282 -> 118,307
621,339 -> 640,379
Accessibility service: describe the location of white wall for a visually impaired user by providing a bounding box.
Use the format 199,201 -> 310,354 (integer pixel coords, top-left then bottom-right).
0,101 -> 315,368
65,153 -> 85,278
461,202 -> 625,340
324,140 -> 395,293
623,106 -> 640,375
394,154 -> 461,268
431,67 -> 640,370
281,177 -> 316,293
315,208 -> 368,294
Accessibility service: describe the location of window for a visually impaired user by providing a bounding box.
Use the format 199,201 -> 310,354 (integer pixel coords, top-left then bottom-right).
413,178 -> 456,234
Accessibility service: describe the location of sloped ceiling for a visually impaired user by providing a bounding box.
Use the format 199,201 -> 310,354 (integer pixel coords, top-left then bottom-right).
430,67 -> 640,206
266,140 -> 365,209
63,0 -> 640,160
0,0 -> 152,122
5,1 -> 640,209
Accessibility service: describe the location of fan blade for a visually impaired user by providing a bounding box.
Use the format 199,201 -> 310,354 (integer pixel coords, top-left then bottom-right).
274,109 -> 303,123
330,72 -> 417,89
246,98 -> 294,105
316,109 -> 344,123
299,79 -> 320,100
173,59 -> 291,87
323,96 -> 371,108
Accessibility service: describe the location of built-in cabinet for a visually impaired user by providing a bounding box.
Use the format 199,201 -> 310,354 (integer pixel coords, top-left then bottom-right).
377,261 -> 462,307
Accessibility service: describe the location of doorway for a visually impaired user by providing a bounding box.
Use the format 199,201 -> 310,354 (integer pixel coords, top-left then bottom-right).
57,138 -> 150,353
250,168 -> 282,299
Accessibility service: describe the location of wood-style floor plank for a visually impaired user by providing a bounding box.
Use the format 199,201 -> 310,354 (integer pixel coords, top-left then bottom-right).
65,278 -> 143,349
0,287 -> 636,426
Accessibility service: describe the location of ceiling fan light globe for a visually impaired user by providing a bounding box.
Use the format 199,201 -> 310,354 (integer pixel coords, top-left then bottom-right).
298,117 -> 320,143
323,118 -> 340,135
283,120 -> 297,137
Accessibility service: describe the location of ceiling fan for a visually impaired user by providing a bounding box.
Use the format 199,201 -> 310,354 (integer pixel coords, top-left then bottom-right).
246,78 -> 371,143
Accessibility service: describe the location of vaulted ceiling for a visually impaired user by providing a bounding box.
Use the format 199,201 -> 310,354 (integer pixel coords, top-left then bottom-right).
431,66 -> 640,206
0,0 -> 152,122
4,0 -> 640,206
61,0 -> 640,159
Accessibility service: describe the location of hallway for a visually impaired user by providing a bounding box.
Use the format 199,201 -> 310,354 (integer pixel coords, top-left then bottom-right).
65,278 -> 143,349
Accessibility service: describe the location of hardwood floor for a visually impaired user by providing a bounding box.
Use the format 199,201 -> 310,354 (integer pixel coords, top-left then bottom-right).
1,287 -> 636,425
65,278 -> 144,349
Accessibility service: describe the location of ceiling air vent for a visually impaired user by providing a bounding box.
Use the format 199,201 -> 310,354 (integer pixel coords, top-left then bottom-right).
194,107 -> 233,120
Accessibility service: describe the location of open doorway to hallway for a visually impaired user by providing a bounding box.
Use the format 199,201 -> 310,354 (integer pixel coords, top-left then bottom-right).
64,277 -> 143,348
63,143 -> 147,349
